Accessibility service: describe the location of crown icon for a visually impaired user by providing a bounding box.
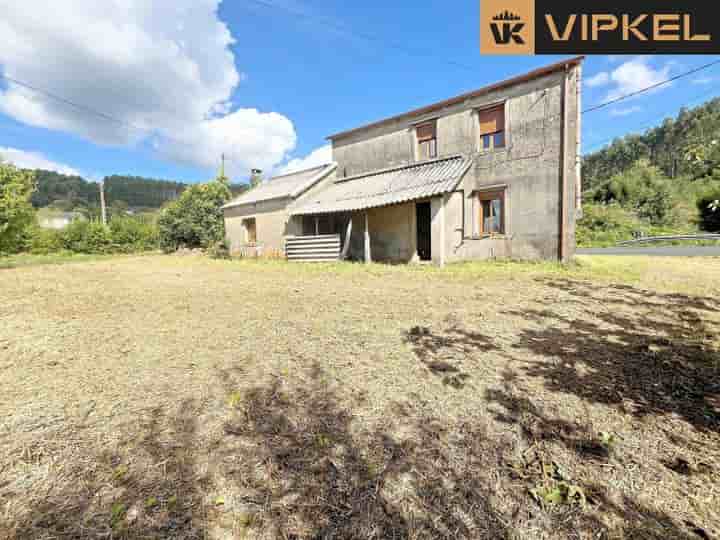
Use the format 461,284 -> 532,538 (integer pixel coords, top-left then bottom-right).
492,10 -> 522,21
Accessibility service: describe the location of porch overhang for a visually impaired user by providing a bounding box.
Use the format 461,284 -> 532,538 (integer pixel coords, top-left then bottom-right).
289,155 -> 472,216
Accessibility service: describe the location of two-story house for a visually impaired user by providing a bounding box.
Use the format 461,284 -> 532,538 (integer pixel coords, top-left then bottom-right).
224,56 -> 583,264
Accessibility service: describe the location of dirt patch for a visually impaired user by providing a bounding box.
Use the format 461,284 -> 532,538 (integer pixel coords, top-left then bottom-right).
1,255 -> 719,539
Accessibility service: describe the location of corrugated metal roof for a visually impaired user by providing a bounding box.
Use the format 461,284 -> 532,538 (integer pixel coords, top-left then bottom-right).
222,163 -> 336,209
290,156 -> 472,216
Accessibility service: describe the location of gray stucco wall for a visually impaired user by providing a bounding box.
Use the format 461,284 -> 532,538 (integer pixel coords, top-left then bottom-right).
346,202 -> 417,263
224,197 -> 298,256
331,66 -> 581,262
223,170 -> 338,256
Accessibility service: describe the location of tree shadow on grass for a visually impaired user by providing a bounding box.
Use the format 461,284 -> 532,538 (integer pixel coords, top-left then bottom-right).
507,279 -> 720,435
219,366 -> 512,539
403,324 -> 498,389
5,400 -> 209,539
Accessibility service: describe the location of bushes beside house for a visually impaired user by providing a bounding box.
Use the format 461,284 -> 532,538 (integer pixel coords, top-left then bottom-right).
157,176 -> 230,251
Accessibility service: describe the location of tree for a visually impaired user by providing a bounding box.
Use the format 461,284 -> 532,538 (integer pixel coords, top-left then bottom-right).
157,175 -> 231,251
0,161 -> 36,253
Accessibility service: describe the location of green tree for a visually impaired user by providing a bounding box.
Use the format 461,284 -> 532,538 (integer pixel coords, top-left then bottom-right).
591,160 -> 674,226
0,161 -> 36,253
157,176 -> 231,251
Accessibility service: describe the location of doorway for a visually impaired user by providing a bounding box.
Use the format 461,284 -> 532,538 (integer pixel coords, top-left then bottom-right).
416,202 -> 431,261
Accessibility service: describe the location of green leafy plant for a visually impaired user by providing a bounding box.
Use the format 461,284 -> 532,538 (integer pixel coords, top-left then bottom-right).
531,482 -> 587,507
0,162 -> 36,254
158,176 -> 231,252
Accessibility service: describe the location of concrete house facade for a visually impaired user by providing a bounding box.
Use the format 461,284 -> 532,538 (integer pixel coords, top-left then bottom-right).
222,163 -> 337,257
225,56 -> 583,264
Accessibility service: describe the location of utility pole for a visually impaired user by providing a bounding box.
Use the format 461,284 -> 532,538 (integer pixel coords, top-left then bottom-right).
99,180 -> 107,225
220,153 -> 226,178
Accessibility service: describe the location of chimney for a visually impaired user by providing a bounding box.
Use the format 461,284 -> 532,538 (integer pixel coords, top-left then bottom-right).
250,168 -> 263,187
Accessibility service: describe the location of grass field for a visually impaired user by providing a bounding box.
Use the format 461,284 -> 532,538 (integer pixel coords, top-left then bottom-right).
1,255 -> 719,539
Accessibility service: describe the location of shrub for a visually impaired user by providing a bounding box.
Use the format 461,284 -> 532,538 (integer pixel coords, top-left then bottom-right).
109,215 -> 158,252
576,203 -> 643,247
60,219 -> 113,253
158,177 -> 231,252
28,226 -> 64,254
0,162 -> 36,254
591,160 -> 675,226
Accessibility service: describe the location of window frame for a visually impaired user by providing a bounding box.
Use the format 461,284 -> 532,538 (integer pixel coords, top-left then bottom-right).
415,120 -> 438,161
476,189 -> 506,236
477,103 -> 507,153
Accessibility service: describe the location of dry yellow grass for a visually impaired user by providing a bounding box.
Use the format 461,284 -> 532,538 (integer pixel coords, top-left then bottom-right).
1,254 -> 719,539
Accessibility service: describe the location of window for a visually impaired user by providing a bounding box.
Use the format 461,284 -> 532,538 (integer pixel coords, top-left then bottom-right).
244,218 -> 257,244
478,105 -> 505,151
416,121 -> 437,160
477,190 -> 505,235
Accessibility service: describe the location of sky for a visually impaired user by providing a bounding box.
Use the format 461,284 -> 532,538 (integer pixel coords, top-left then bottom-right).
0,1 -> 719,184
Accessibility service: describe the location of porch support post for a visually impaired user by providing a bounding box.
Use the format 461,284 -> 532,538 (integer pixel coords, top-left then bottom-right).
341,215 -> 353,260
315,217 -> 320,236
364,211 -> 371,263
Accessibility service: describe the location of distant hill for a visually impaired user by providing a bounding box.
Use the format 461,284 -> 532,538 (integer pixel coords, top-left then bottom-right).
28,170 -> 247,210
583,97 -> 720,192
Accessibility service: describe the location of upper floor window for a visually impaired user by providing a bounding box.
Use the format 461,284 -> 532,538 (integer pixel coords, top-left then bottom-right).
416,121 -> 437,160
478,105 -> 505,151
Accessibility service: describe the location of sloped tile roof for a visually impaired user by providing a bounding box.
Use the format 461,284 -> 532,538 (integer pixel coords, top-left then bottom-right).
290,155 -> 472,216
222,163 -> 337,209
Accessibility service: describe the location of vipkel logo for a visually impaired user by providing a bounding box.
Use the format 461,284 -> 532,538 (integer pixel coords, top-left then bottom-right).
491,11 -> 526,45
480,0 -> 719,55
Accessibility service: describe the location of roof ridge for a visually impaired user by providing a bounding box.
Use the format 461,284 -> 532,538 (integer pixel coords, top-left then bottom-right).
334,155 -> 464,184
327,56 -> 584,141
267,162 -> 332,182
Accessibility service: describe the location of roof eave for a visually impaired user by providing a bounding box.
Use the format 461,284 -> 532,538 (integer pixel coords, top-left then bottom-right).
326,56 -> 584,141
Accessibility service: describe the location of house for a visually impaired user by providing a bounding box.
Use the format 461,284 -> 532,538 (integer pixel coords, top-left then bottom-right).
225,56 -> 583,264
222,163 -> 337,257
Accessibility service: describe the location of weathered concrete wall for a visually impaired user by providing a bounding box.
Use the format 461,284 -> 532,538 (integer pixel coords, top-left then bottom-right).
224,198 -> 294,255
332,66 -> 581,261
346,202 -> 416,263
224,170 -> 338,256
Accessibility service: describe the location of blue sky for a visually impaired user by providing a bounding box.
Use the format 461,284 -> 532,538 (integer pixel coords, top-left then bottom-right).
0,1 -> 719,184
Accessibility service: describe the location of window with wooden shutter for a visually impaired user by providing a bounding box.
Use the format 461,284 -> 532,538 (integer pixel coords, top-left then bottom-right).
478,105 -> 506,151
476,190 -> 505,235
416,121 -> 437,160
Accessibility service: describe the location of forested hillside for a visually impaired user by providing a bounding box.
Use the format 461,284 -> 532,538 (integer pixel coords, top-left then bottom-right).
26,170 -> 247,211
579,97 -> 720,246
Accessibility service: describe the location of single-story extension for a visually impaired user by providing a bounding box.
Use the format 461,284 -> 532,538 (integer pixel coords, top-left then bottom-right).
225,56 -> 583,264
222,163 -> 337,257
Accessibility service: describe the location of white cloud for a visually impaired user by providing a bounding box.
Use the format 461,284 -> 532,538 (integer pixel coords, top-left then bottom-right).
277,144 -> 333,175
609,106 -> 642,117
0,0 -> 297,178
602,57 -> 672,102
0,146 -> 81,176
585,72 -> 610,88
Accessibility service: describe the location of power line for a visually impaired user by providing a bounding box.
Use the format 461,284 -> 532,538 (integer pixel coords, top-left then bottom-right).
582,59 -> 720,114
584,86 -> 720,153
